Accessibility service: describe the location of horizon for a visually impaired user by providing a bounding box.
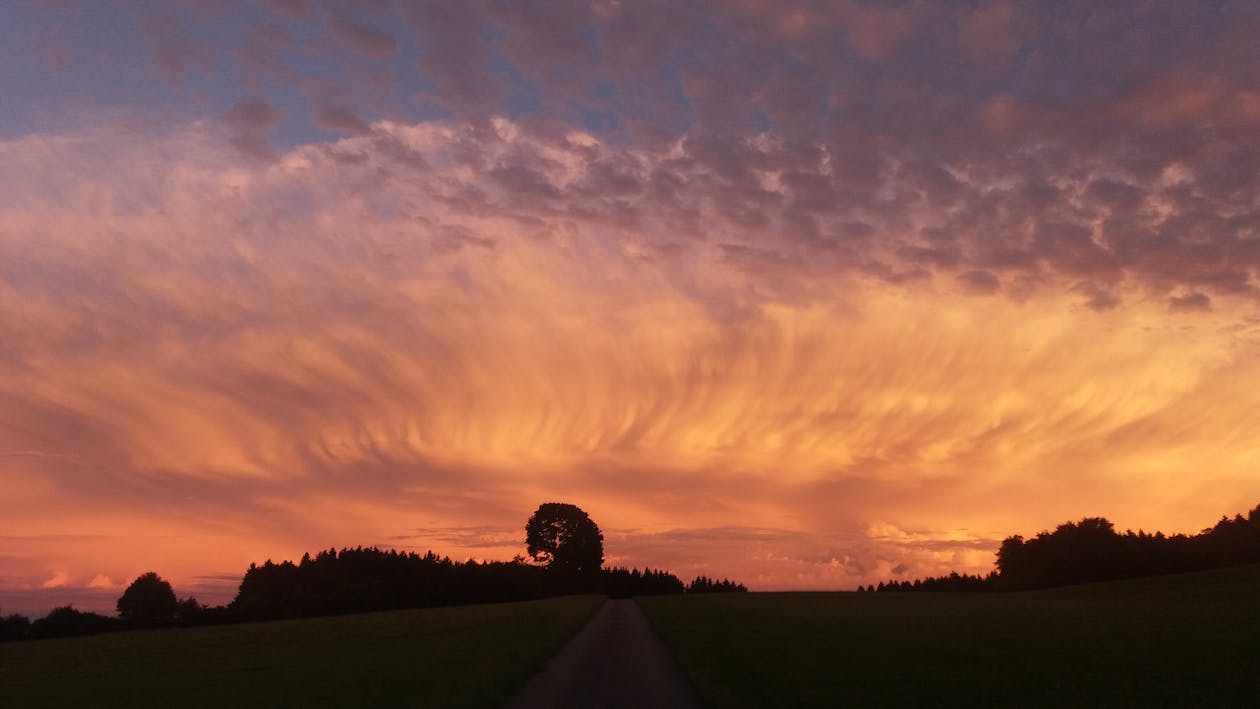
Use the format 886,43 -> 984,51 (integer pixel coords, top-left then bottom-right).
5,496 -> 1256,620
3,2 -> 1259,619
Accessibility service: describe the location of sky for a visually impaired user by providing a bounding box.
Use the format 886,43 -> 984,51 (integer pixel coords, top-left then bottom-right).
2,0 -> 1259,617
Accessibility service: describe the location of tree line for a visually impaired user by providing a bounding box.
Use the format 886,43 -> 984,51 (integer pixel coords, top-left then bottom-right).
1,502 -> 744,642
862,501 -> 1260,593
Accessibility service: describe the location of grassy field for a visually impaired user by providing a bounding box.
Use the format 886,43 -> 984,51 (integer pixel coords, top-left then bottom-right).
0,595 -> 604,708
640,565 -> 1260,707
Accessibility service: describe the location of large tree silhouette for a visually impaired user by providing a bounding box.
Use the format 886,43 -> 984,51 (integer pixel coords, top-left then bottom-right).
525,503 -> 604,575
117,572 -> 178,624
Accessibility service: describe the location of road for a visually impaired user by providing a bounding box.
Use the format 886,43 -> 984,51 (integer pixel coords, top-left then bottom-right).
504,598 -> 702,709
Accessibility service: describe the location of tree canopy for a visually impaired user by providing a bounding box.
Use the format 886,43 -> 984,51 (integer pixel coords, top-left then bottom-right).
116,572 -> 178,624
525,502 -> 604,575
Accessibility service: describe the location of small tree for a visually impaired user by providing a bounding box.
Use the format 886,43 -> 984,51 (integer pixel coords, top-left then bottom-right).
0,612 -> 31,642
176,597 -> 204,622
117,572 -> 178,624
525,503 -> 604,575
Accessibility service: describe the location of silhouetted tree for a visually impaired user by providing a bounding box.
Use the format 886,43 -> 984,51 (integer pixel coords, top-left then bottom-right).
117,572 -> 178,624
874,571 -> 995,592
525,502 -> 604,575
603,566 -> 686,597
28,606 -> 117,638
0,612 -> 31,642
230,547 -> 554,620
176,597 -> 204,622
686,576 -> 748,593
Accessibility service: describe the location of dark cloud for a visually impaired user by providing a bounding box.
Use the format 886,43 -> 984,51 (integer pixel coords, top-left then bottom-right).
326,11 -> 398,58
389,525 -> 517,551
956,269 -> 1001,295
261,0 -> 310,18
219,98 -> 283,160
313,104 -> 372,135
490,0 -> 596,72
596,0 -> 703,72
1073,281 -> 1121,312
1170,291 -> 1213,313
401,2 -> 505,117
220,98 -> 283,133
101,2 -> 1260,308
236,22 -> 298,81
140,8 -> 205,80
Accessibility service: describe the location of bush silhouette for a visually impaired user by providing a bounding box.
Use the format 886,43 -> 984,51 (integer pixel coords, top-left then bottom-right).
29,606 -> 117,638
117,572 -> 179,624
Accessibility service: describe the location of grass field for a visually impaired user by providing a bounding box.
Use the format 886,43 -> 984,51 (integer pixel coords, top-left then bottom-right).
0,595 -> 604,708
640,565 -> 1260,707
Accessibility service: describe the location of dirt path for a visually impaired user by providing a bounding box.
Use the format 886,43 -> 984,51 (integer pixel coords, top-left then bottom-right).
504,598 -> 702,709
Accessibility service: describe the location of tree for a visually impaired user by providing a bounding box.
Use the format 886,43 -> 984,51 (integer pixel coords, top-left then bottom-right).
176,597 -> 204,622
525,503 -> 604,575
117,572 -> 178,624
0,612 -> 31,642
29,606 -> 117,638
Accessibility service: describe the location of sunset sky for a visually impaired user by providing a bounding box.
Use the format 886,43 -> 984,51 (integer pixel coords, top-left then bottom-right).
3,1 -> 1260,616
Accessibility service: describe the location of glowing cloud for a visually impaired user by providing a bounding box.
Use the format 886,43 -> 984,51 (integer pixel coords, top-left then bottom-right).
1,2 -> 1258,615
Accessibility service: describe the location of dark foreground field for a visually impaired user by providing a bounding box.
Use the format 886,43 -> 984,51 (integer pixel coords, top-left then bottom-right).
0,595 -> 603,708
640,564 -> 1260,707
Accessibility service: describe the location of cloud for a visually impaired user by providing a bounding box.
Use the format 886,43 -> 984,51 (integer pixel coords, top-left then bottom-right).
1073,281 -> 1121,312
490,0 -> 596,72
958,0 -> 1021,62
219,98 -> 283,159
6,117 -> 1260,603
261,0 -> 310,18
41,571 -> 68,589
313,104 -> 372,135
842,3 -> 915,61
141,8 -> 204,80
326,11 -> 398,59
401,3 -> 505,116
220,98 -> 283,132
1170,291 -> 1213,312
956,269 -> 1001,295
87,574 -> 120,590
16,2 -> 1253,306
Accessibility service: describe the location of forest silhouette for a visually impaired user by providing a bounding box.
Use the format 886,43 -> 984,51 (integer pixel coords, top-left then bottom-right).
0,502 -> 744,642
7,501 -> 1260,641
865,502 -> 1260,593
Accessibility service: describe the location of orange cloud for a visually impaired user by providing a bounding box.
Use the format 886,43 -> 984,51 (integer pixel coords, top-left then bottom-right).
1,118 -> 1258,616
